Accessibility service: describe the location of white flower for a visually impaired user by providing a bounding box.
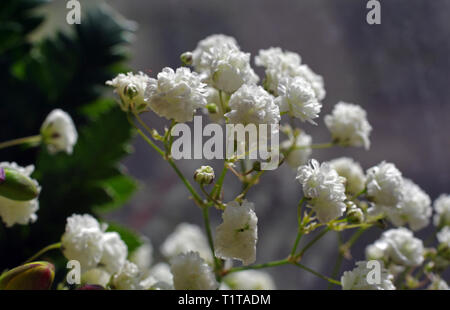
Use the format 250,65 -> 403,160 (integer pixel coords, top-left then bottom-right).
281,130 -> 312,168
255,47 -> 302,95
428,274 -> 449,290
366,161 -> 403,208
225,84 -> 280,126
149,263 -> 174,287
170,251 -> 218,290
145,67 -> 207,123
190,34 -> 239,73
296,64 -> 326,101
341,261 -> 395,290
0,162 -> 40,227
81,268 -> 111,287
366,228 -> 424,267
160,223 -> 212,263
383,179 -> 432,231
203,45 -> 259,93
296,159 -> 347,223
324,102 -> 372,149
61,214 -> 106,271
223,270 -> 275,290
112,261 -> 144,290
328,157 -> 366,195
437,226 -> 450,247
433,194 -> 450,227
99,232 -> 128,274
214,200 -> 258,265
106,72 -> 152,113
130,242 -> 153,270
275,77 -> 322,124
40,109 -> 78,154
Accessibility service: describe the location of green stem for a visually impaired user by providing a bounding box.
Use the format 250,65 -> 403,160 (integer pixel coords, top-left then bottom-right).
25,242 -> 61,263
200,184 -> 225,209
345,227 -> 368,249
290,197 -> 307,256
201,206 -> 221,274
328,232 -> 344,289
0,135 -> 42,150
211,164 -> 228,199
295,227 -> 330,260
167,158 -> 203,204
226,259 -> 289,274
292,262 -> 341,286
295,142 -> 335,150
127,113 -> 165,157
350,188 -> 367,200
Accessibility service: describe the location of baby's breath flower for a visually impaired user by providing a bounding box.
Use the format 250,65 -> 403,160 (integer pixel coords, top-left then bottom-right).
160,223 -> 212,263
99,232 -> 128,274
384,179 -> 432,231
328,157 -> 366,195
61,214 -> 106,271
145,67 -> 207,123
81,268 -> 111,288
275,77 -> 322,124
324,102 -> 372,149
0,162 -> 40,227
433,194 -> 450,227
224,270 -> 275,290
40,109 -> 78,155
365,228 -> 424,267
106,72 -> 151,114
366,161 -> 403,208
170,251 -> 218,290
225,84 -> 280,126
130,242 -> 153,270
296,64 -> 326,101
341,261 -> 395,290
437,226 -> 450,248
296,159 -> 347,223
215,200 -> 258,265
112,261 -> 144,290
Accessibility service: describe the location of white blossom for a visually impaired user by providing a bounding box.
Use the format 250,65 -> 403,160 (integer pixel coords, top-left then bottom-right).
170,251 -> 218,290
366,228 -> 424,267
99,232 -> 128,274
40,109 -> 78,155
215,200 -> 258,265
202,45 -> 259,93
112,261 -> 144,290
341,261 -> 395,290
130,242 -> 153,270
149,262 -> 174,288
296,159 -> 347,223
106,72 -> 152,113
328,157 -> 366,195
160,223 -> 212,263
324,102 -> 372,149
225,84 -> 280,126
281,130 -> 312,168
428,274 -> 449,290
255,47 -> 302,95
190,34 -> 239,73
145,67 -> 207,123
366,161 -> 403,208
81,268 -> 111,288
224,270 -> 275,290
433,194 -> 450,227
61,214 -> 106,271
296,64 -> 326,101
437,226 -> 450,247
275,77 -> 322,124
0,162 -> 40,227
383,179 -> 432,231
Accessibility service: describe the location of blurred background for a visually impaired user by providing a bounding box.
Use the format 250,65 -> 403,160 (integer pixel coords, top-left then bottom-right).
4,0 -> 450,289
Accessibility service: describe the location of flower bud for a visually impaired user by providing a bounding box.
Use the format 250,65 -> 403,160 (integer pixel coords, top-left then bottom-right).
346,202 -> 364,224
124,84 -> 139,100
252,161 -> 261,172
0,261 -> 55,290
0,167 -> 39,201
206,103 -> 218,114
180,52 -> 193,66
194,166 -> 215,185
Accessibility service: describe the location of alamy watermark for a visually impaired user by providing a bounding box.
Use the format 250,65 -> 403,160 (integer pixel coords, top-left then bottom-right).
170,116 -> 279,171
66,0 -> 81,25
366,0 -> 381,25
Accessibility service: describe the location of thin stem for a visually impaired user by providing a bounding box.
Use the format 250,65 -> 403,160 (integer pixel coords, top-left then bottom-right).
127,114 -> 165,156
345,227 -> 368,249
200,184 -> 225,210
0,135 -> 42,150
295,227 -> 330,260
290,197 -> 307,257
25,242 -> 61,263
328,232 -> 344,289
226,259 -> 289,275
295,142 -> 335,150
292,262 -> 341,286
211,164 -> 228,199
350,188 -> 367,201
167,158 -> 203,204
201,206 -> 221,274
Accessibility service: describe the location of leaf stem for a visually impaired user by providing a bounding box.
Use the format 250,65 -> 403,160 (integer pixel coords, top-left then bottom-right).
292,262 -> 341,286
295,227 -> 330,260
0,135 -> 42,150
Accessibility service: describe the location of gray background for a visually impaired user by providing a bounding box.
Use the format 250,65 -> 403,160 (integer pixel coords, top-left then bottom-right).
40,0 -> 450,289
